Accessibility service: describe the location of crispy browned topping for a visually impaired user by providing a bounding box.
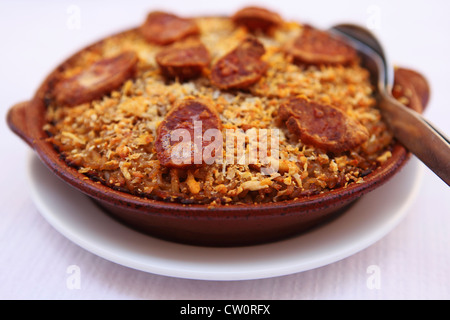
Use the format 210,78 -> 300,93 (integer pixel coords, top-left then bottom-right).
286,25 -> 357,65
279,97 -> 369,153
232,6 -> 283,32
211,37 -> 268,89
44,10 -> 395,205
156,37 -> 211,81
140,11 -> 200,45
53,51 -> 138,107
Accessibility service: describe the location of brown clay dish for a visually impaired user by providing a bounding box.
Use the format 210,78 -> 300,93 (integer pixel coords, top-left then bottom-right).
7,8 -> 430,246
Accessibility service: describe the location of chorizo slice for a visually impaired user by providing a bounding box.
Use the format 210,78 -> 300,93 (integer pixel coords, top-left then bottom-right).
211,37 -> 268,90
54,51 -> 138,107
232,6 -> 283,32
279,97 -> 369,153
392,67 -> 430,113
286,25 -> 357,65
140,11 -> 200,45
155,38 -> 211,81
155,98 -> 222,168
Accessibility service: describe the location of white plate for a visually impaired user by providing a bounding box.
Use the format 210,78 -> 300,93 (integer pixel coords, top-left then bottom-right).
27,152 -> 423,281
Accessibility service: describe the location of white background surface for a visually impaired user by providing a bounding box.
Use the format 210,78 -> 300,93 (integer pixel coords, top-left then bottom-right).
1,0 -> 449,300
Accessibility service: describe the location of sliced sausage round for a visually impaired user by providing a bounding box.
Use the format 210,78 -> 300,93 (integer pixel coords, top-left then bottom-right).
286,25 -> 357,65
155,98 -> 222,168
211,37 -> 268,90
54,51 -> 138,107
155,38 -> 211,81
232,6 -> 283,32
279,97 -> 369,153
140,11 -> 200,45
392,68 -> 430,113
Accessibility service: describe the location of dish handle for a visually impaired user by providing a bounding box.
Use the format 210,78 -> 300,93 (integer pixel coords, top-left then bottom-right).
6,101 -> 35,148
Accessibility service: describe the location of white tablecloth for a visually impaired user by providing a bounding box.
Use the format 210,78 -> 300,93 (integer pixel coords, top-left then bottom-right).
1,0 -> 449,300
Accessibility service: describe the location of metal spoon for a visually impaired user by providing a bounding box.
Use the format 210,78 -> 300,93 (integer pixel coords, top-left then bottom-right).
330,24 -> 450,186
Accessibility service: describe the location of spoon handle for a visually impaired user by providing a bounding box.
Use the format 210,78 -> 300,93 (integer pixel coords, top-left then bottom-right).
379,92 -> 450,186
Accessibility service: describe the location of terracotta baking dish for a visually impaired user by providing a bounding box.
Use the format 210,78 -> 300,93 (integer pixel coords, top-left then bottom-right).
6,25 -> 430,247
